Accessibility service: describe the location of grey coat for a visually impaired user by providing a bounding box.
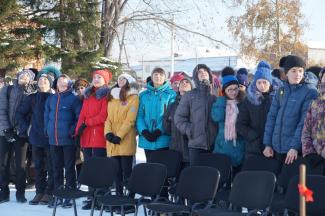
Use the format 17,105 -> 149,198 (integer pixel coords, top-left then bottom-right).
174,65 -> 217,150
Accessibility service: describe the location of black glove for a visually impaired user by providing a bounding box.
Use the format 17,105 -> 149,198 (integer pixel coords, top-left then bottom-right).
305,153 -> 324,168
110,135 -> 121,144
77,123 -> 87,137
4,129 -> 17,143
105,133 -> 114,142
152,129 -> 162,140
141,129 -> 156,142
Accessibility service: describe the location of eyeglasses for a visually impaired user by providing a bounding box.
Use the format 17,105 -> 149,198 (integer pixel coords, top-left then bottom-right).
226,87 -> 239,93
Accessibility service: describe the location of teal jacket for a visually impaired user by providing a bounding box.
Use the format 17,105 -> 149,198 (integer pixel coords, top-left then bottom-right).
136,81 -> 176,150
211,96 -> 246,166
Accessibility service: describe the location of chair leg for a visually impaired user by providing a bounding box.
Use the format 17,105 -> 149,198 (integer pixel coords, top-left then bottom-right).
90,197 -> 96,216
99,204 -> 104,216
73,199 -> 78,216
52,197 -> 58,216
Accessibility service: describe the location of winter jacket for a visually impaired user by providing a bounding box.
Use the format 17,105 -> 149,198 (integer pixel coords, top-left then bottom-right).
211,96 -> 245,166
163,94 -> 189,162
9,81 -> 36,130
44,89 -> 81,146
263,81 -> 318,153
174,68 -> 217,151
75,86 -> 109,148
302,83 -> 325,158
105,85 -> 139,156
16,92 -> 52,146
136,81 -> 176,150
236,82 -> 278,155
0,85 -> 10,136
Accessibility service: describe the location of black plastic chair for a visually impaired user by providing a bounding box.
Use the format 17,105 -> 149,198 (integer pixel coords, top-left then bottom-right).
197,171 -> 276,216
96,163 -> 167,216
52,157 -> 119,216
283,175 -> 325,216
242,155 -> 281,175
146,166 -> 220,215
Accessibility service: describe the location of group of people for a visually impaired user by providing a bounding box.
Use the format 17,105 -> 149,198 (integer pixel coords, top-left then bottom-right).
0,54 -> 324,212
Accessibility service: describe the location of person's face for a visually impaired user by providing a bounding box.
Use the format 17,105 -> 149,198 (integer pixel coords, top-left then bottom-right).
171,80 -> 180,92
225,84 -> 239,100
76,86 -> 86,96
198,68 -> 210,81
239,84 -> 246,92
179,79 -> 192,95
18,73 -> 30,85
38,77 -> 50,92
92,74 -> 105,88
118,77 -> 127,88
280,70 -> 287,81
287,67 -> 304,84
256,79 -> 271,93
152,72 -> 165,87
57,77 -> 69,92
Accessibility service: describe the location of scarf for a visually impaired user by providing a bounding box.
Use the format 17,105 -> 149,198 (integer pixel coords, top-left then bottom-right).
224,99 -> 239,145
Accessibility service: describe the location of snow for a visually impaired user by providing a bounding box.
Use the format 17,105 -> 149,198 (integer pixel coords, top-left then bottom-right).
0,148 -> 147,216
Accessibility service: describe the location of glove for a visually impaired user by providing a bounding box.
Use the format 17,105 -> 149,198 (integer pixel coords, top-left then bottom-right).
110,135 -> 121,144
152,129 -> 162,140
141,130 -> 156,142
77,123 -> 87,137
4,129 -> 17,143
305,153 -> 324,168
105,133 -> 115,142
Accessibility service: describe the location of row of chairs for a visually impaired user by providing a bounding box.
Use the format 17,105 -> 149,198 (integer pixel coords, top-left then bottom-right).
51,150 -> 325,216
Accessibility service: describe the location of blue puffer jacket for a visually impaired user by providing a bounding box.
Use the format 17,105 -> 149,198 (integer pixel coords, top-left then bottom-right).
44,89 -> 82,146
16,92 -> 52,146
211,96 -> 245,166
136,81 -> 176,150
263,81 -> 318,153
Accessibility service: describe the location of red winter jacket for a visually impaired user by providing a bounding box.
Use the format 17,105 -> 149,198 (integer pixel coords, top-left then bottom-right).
75,87 -> 109,148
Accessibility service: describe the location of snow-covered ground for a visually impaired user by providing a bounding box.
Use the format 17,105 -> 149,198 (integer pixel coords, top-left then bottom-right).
1,148 -> 147,216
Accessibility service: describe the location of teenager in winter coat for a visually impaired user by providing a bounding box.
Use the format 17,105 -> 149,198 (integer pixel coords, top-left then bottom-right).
44,74 -> 81,208
75,69 -> 111,160
211,70 -> 246,169
105,73 -> 139,195
16,74 -> 54,205
174,64 -> 217,165
237,61 -> 282,157
263,55 -> 318,165
163,76 -> 194,167
136,67 -> 176,160
0,69 -> 36,204
302,69 -> 325,170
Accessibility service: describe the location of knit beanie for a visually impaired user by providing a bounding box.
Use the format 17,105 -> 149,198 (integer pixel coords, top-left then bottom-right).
93,69 -> 112,85
221,66 -> 236,77
170,73 -> 184,84
254,60 -> 273,84
151,67 -> 166,76
283,55 -> 306,73
17,69 -> 35,81
236,68 -> 249,87
39,65 -> 61,80
118,73 -> 136,84
38,73 -> 53,88
222,75 -> 239,92
74,78 -> 89,90
179,76 -> 194,90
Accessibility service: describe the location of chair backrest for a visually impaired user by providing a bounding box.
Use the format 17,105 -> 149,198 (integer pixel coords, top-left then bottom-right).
285,175 -> 325,215
127,163 -> 167,197
147,150 -> 182,178
277,157 -> 322,190
78,157 -> 118,188
176,166 -> 220,203
229,171 -> 276,210
193,153 -> 231,185
242,155 -> 281,175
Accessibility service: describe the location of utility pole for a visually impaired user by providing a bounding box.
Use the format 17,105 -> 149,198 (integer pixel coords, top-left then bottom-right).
170,15 -> 175,78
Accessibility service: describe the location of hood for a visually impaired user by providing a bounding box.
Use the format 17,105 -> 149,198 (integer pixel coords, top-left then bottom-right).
305,71 -> 319,88
84,85 -> 109,99
192,64 -> 213,87
146,80 -> 172,93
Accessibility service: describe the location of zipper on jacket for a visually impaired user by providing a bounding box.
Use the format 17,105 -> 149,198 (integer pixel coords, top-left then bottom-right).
55,93 -> 60,146
279,86 -> 291,152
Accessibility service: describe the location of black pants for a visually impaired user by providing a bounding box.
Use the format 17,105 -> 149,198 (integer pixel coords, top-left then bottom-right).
50,145 -> 76,190
111,156 -> 133,195
32,145 -> 54,195
83,148 -> 107,161
188,148 -> 210,166
144,147 -> 169,162
0,136 -> 27,196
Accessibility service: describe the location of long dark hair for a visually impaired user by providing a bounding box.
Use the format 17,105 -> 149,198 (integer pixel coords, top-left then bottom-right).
107,82 -> 130,102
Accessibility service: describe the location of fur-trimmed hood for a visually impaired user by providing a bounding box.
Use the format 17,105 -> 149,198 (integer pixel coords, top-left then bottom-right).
247,77 -> 283,105
110,82 -> 139,99
83,85 -> 109,99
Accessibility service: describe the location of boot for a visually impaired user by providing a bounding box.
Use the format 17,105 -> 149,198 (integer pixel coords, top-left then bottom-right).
39,194 -> 53,205
16,194 -> 27,203
0,191 -> 9,204
29,193 -> 44,205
